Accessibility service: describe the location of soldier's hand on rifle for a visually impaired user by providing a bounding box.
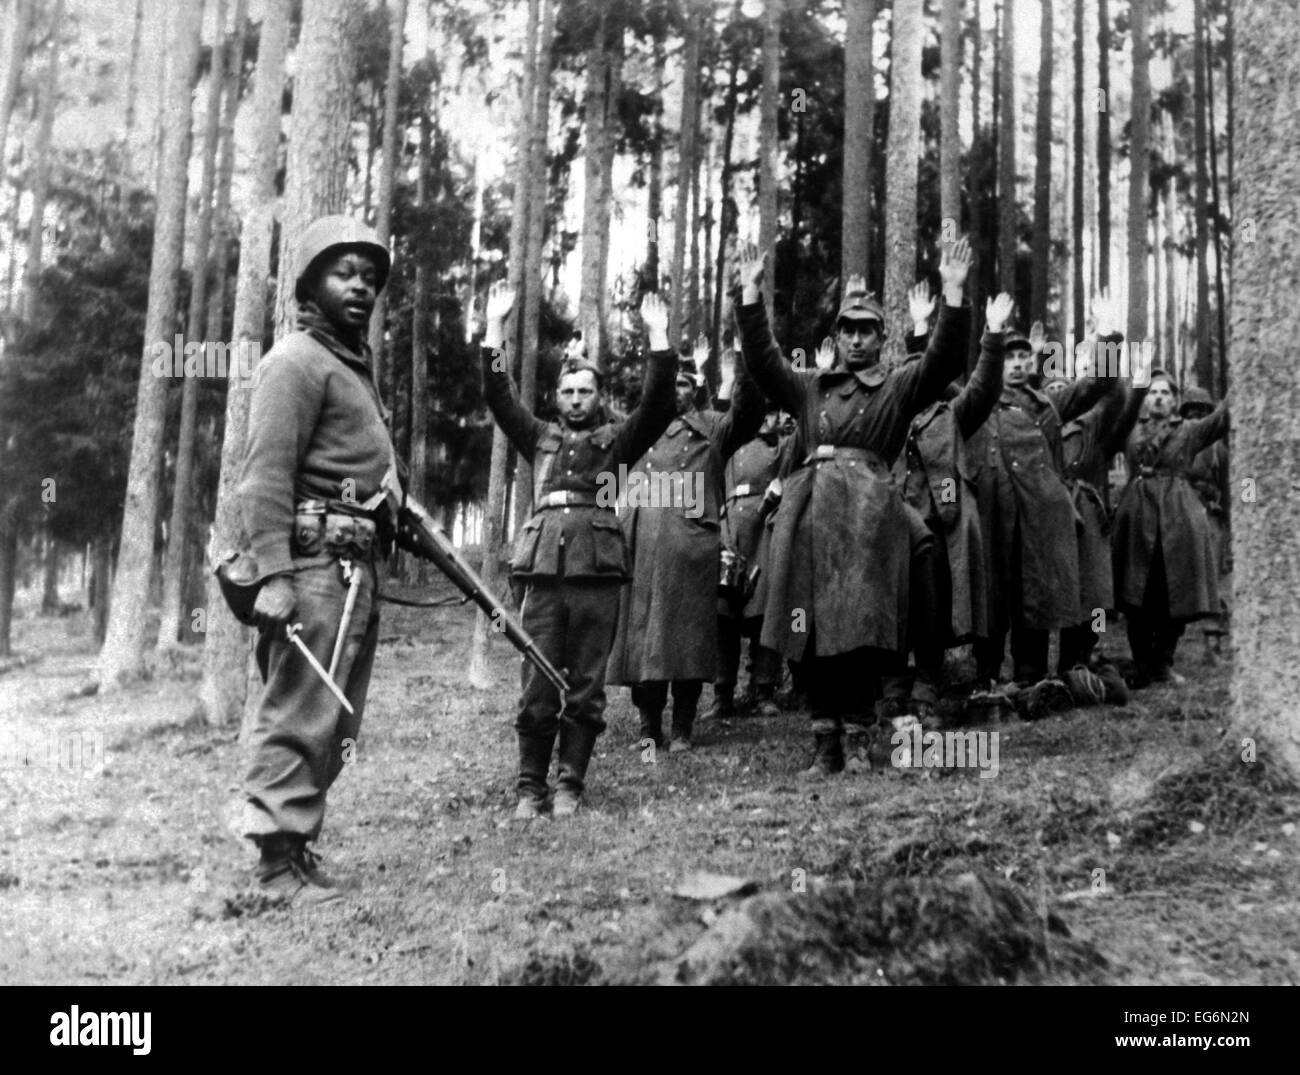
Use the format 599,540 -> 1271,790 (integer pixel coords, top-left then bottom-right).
739,242 -> 766,306
815,336 -> 835,370
939,236 -> 972,304
1028,320 -> 1047,355
484,281 -> 515,350
640,292 -> 670,351
253,574 -> 296,630
908,281 -> 935,335
986,292 -> 1015,334
1092,287 -> 1120,338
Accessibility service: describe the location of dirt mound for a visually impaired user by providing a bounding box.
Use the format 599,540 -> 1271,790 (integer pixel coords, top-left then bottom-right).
497,948 -> 604,986
1124,744 -> 1298,849
656,870 -> 1110,985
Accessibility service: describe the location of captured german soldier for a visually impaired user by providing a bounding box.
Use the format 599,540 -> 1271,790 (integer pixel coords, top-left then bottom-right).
231,215 -> 397,905
481,281 -> 676,819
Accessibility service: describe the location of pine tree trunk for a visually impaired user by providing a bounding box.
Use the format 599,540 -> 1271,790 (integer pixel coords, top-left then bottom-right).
1203,7 -> 1228,397
405,108 -> 431,584
41,530 -> 59,614
647,37 -> 664,292
0,519 -> 16,657
1097,0 -> 1111,290
996,0 -> 1016,296
1127,0 -> 1150,342
96,0 -> 203,689
124,0 -> 145,150
367,0 -> 407,376
756,0 -> 780,314
842,0 -> 874,282
1072,0 -> 1085,343
511,0 -> 555,537
470,0 -> 540,690
205,0 -> 247,343
1230,0 -> 1300,779
883,0 -> 923,365
273,0 -> 363,339
19,0 -> 64,323
670,3 -> 704,344
1029,0 -> 1052,326
1192,0 -> 1210,389
198,0 -> 288,727
160,0 -> 228,649
709,31 -> 740,357
967,2 -> 984,371
578,10 -> 620,363
0,0 -> 34,173
939,0 -> 960,234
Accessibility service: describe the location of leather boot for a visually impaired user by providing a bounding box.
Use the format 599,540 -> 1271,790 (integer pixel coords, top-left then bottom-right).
636,706 -> 664,749
844,724 -> 872,773
802,730 -> 844,777
703,686 -> 736,722
555,721 -> 599,817
253,834 -> 343,905
515,732 -> 554,820
669,696 -> 698,753
750,683 -> 781,719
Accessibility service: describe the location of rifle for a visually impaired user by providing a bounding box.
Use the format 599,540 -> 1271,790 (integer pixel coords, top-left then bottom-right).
395,496 -> 570,695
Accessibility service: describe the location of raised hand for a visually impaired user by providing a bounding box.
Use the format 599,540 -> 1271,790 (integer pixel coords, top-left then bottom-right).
986,293 -> 1015,334
640,291 -> 670,351
717,346 -> 737,400
692,333 -> 710,375
485,280 -> 515,325
908,281 -> 935,330
1028,320 -> 1046,355
738,242 -> 766,305
815,336 -> 835,370
1092,288 -> 1120,337
938,237 -> 972,301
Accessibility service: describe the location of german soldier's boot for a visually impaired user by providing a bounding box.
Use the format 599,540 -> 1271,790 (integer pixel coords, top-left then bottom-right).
253,834 -> 343,906
636,706 -> 664,750
844,723 -> 873,773
555,722 -> 599,817
703,686 -> 736,722
514,732 -> 554,820
802,729 -> 844,778
669,698 -> 698,753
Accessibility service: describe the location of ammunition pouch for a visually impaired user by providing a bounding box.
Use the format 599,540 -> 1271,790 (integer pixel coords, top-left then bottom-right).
214,548 -> 264,627
295,499 -> 384,560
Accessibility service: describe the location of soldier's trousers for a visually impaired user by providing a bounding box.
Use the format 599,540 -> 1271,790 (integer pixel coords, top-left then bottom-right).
716,613 -> 781,695
803,630 -> 891,734
882,539 -> 945,708
243,558 -> 380,841
1122,546 -> 1186,678
517,578 -> 621,739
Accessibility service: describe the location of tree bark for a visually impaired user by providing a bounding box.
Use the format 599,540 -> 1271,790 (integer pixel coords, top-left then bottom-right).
0,519 -> 16,657
709,23 -> 741,358
967,0 -> 984,371
19,0 -> 64,323
883,0 -> 924,365
670,2 -> 704,344
1230,0 -> 1300,780
511,0 -> 555,537
205,0 -> 248,344
0,0 -> 34,174
1029,0 -> 1052,326
470,0 -> 539,689
756,0 -> 780,314
41,530 -> 59,614
647,36 -> 665,292
367,0 -> 407,379
996,0 -> 1016,296
96,0 -> 203,689
842,0 -> 875,282
198,0 -> 289,727
1126,0 -> 1150,342
1192,0 -> 1210,387
939,0 -> 960,236
405,107 -> 431,584
273,0 -> 363,339
1097,0 -> 1111,289
1072,0 -> 1085,343
1203,5 -> 1228,398
160,0 -> 228,649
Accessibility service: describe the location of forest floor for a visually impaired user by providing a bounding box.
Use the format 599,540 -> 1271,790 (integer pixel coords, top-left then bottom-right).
2,573 -> 1298,986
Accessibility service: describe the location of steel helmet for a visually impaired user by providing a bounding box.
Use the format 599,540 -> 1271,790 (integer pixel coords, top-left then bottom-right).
293,215 -> 391,303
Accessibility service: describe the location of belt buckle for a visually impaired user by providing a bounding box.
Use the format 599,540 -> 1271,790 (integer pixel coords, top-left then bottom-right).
733,483 -> 752,497
814,444 -> 835,461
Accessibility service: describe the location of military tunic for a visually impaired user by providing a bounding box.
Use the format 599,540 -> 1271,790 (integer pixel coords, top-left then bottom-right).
735,297 -> 971,661
719,431 -> 784,622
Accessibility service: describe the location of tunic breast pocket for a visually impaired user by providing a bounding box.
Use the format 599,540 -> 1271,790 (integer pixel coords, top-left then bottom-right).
590,514 -> 628,575
510,517 -> 544,573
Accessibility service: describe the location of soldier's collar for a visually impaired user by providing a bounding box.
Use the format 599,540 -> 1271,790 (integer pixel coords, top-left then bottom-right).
669,409 -> 711,437
819,363 -> 886,391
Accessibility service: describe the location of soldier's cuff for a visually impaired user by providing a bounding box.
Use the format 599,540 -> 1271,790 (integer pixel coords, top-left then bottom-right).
250,536 -> 294,582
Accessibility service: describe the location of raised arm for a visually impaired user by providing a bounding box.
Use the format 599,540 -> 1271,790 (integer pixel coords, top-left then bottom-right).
896,237 -> 974,413
715,343 -> 768,459
733,249 -> 808,416
1185,399 -> 1230,457
613,291 -> 678,465
480,282 -> 546,462
953,292 -> 1013,438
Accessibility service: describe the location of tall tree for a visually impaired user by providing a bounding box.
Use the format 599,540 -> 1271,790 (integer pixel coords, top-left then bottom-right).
670,2 -> 704,343
368,0 -> 407,376
205,0 -> 249,344
1192,0 -> 1210,387
709,19 -> 740,358
273,0 -> 363,338
1230,0 -> 1300,780
842,0 -> 875,282
578,8 -> 623,363
883,0 -> 924,363
510,0 -> 554,535
757,0 -> 780,313
967,0 -> 985,369
939,0 -> 960,233
1071,0 -> 1084,341
199,0 -> 289,726
19,0 -> 64,322
1097,0 -> 1111,289
407,105 -> 431,582
1029,0 -> 1052,325
0,0 -> 34,172
1204,2 -> 1228,397
996,0 -> 1016,294
469,0 -> 539,690
96,0 -> 203,688
1127,0 -> 1150,342
124,0 -> 145,148
159,0 -> 229,649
